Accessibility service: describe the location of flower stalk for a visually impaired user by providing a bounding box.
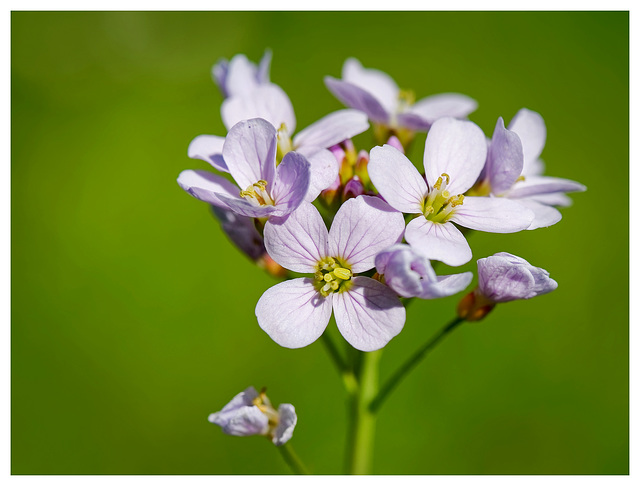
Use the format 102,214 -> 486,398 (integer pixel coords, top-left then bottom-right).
278,442 -> 310,475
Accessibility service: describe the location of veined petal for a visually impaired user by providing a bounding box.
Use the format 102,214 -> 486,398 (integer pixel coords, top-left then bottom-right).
272,404 -> 297,446
342,58 -> 399,115
516,198 -> 563,230
293,109 -> 369,151
177,169 -> 238,207
264,201 -> 329,272
486,117 -> 524,195
419,273 -> 473,299
324,77 -> 390,124
301,148 -> 340,202
188,135 -> 228,172
507,175 -> 587,199
423,117 -> 487,194
211,206 -> 265,261
333,276 -> 405,352
222,118 -> 277,190
211,406 -> 269,436
221,84 -> 297,133
406,93 -> 478,123
270,151 -> 311,217
329,195 -> 405,273
452,196 -> 534,233
368,145 -> 427,214
256,278 -> 333,349
216,194 -> 277,218
405,217 -> 471,267
508,108 -> 546,171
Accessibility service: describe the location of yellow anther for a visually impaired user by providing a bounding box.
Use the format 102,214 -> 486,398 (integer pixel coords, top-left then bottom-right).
424,205 -> 434,214
398,89 -> 416,105
323,273 -> 333,282
278,122 -> 288,133
450,195 -> 465,207
516,175 -> 526,182
315,272 -> 323,281
434,176 -> 443,190
333,268 -> 352,280
239,189 -> 255,198
330,281 -> 339,291
442,173 -> 451,184
253,180 -> 267,189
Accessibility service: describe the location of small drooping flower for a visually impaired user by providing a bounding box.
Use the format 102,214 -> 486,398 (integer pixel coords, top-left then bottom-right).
368,117 -> 535,267
472,109 -> 586,229
256,196 -> 406,351
325,57 -> 477,141
375,244 -> 472,299
178,118 -> 310,219
212,50 -> 273,99
457,252 -> 558,321
208,386 -> 297,446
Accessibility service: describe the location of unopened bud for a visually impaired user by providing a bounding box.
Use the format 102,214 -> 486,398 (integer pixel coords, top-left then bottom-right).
457,288 -> 496,322
355,150 -> 371,187
342,177 -> 364,201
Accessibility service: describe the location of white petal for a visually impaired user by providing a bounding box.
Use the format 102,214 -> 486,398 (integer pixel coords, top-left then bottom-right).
508,108 -> 546,170
188,135 -> 228,172
405,217 -> 471,267
451,196 -> 534,233
221,84 -> 296,133
342,58 -> 399,116
292,109 -> 369,151
516,198 -> 563,230
177,169 -> 238,207
406,93 -> 478,122
301,148 -> 340,202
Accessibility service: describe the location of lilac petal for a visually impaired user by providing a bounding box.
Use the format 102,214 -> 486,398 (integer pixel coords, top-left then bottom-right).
420,273 -> 473,299
213,406 -> 269,436
508,108 -> 546,171
378,245 -> 437,298
263,201 -> 329,272
212,58 -> 229,97
188,135 -> 228,172
423,117 -> 487,194
215,194 -> 278,218
395,113 -> 433,131
329,195 -> 405,273
293,109 -> 369,151
222,118 -> 277,190
405,93 -> 478,125
257,49 -> 272,84
224,54 -> 260,98
211,387 -> 259,416
324,77 -> 390,124
272,404 -> 297,446
529,192 -> 573,207
256,278 -> 333,349
507,175 -> 586,199
270,151 -> 310,217
374,243 -> 407,275
333,276 -> 405,352
486,117 -> 524,195
221,84 -> 296,133
451,196 -> 534,233
302,148 -> 340,202
515,199 -> 562,230
177,169 -> 238,208
211,206 -> 265,261
368,145 -> 427,214
405,217 -> 471,267
342,58 -> 399,115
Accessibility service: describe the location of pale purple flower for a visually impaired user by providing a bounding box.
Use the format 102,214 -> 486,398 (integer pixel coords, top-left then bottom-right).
212,50 -> 272,99
256,196 -> 406,351
375,244 -> 472,299
208,387 -> 297,446
178,118 -> 310,219
325,57 -> 477,132
479,110 -> 586,229
211,205 -> 265,262
477,252 -> 558,303
369,117 -> 535,267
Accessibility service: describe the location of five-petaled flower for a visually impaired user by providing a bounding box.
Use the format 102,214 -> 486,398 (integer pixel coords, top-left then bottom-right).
256,195 -> 406,351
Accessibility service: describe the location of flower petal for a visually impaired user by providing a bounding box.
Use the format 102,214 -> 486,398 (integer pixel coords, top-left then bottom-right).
221,84 -> 296,133
333,276 -> 405,352
264,201 -> 329,272
215,194 -> 278,218
420,273 -> 473,299
368,145 -> 427,214
529,192 -> 573,207
222,118 -> 277,190
507,175 -> 587,199
342,58 -> 399,116
224,54 -> 260,98
486,117 -> 524,195
301,148 -> 340,202
177,169 -> 238,208
405,217 -> 471,267
507,108 -> 546,172
256,278 -> 333,349
451,196 -> 534,233
293,109 -> 369,151
188,135 -> 228,172
405,93 -> 478,124
272,404 -> 297,446
329,195 -> 405,273
324,77 -> 390,124
211,206 -> 265,261
270,151 -> 311,217
423,117 -> 487,194
257,49 -> 272,84
515,198 -> 563,230
213,406 -> 269,436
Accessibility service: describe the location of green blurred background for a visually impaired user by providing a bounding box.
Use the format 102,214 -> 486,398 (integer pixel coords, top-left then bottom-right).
11,11 -> 628,474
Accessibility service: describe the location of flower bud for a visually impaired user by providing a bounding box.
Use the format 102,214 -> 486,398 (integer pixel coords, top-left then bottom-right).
342,177 -> 365,201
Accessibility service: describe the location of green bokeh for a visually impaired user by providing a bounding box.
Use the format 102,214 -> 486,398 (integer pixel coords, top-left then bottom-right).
11,11 -> 628,474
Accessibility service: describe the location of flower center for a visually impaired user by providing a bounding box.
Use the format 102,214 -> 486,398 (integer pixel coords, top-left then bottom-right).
314,256 -> 353,296
397,88 -> 416,111
276,123 -> 293,163
423,173 -> 464,223
252,389 -> 279,426
239,180 -> 274,207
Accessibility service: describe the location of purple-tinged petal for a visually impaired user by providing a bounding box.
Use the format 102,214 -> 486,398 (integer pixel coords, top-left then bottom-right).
529,192 -> 573,207
211,206 -> 265,261
298,148 -> 340,202
257,49 -> 272,84
272,404 -> 297,446
212,58 -> 229,97
515,199 -> 563,230
221,84 -> 296,133
451,196 -> 534,233
374,243 -> 406,275
508,108 -> 546,172
293,109 -> 369,151
395,113 -> 434,131
264,202 -> 329,272
485,117 -> 524,195
324,77 -> 390,124
507,175 -> 586,199
405,217 -> 471,267
256,278 -> 333,349
386,135 -> 404,154
222,118 -> 277,190
407,93 -> 478,122
342,177 -> 365,200
177,169 -> 238,208
329,195 -> 405,273
208,386 -> 269,436
224,54 -> 260,98
215,194 -> 278,219
420,273 -> 473,299
188,135 -> 228,172
333,276 -> 405,352
368,145 -> 427,214
377,245 -> 436,298
211,386 -> 259,417
342,58 -> 399,115
423,117 -> 487,194
270,151 -> 310,217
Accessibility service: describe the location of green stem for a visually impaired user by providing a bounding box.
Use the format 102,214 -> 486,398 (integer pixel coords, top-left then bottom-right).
370,317 -> 465,413
278,442 -> 310,475
346,349 -> 381,475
